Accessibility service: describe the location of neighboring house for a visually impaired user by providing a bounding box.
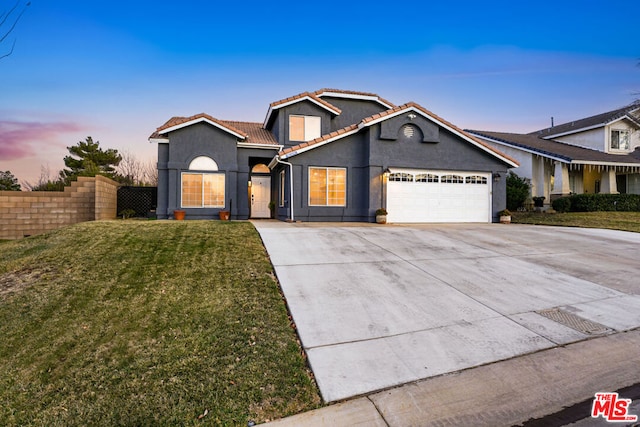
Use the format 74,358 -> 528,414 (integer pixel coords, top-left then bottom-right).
468,104 -> 640,203
149,89 -> 518,223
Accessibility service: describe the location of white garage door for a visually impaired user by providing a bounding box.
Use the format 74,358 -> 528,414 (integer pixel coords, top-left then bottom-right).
387,169 -> 491,223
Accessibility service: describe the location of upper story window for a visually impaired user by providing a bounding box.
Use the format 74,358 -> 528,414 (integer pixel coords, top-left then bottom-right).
290,115 -> 321,141
611,129 -> 630,150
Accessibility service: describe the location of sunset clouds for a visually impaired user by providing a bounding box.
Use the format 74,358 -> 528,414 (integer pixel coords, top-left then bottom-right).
0,119 -> 84,161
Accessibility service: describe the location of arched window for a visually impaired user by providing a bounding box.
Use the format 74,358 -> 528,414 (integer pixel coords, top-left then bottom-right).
181,156 -> 225,208
189,156 -> 218,171
251,164 -> 270,173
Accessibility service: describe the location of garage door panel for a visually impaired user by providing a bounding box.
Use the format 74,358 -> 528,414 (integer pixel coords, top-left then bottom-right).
387,170 -> 490,223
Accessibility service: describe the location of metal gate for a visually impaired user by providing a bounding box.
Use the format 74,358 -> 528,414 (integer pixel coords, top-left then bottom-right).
117,186 -> 157,218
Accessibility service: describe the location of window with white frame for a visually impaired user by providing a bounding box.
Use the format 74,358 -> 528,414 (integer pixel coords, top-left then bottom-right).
309,167 -> 346,206
289,115 -> 321,141
611,129 -> 630,150
181,173 -> 225,208
279,170 -> 285,207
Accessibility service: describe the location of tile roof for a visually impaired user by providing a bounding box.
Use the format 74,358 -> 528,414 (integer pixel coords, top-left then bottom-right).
313,88 -> 396,109
150,113 -> 247,139
280,102 -> 518,166
150,115 -> 278,145
269,91 -> 342,114
219,121 -> 279,145
469,130 -> 640,165
532,104 -> 640,138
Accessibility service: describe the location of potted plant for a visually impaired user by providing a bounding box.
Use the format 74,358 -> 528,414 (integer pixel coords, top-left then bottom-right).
532,196 -> 546,208
268,201 -> 275,219
219,210 -> 230,221
173,209 -> 186,220
375,208 -> 388,224
498,209 -> 511,224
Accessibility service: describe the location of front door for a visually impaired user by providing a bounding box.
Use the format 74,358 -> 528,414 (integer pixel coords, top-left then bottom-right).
251,176 -> 271,218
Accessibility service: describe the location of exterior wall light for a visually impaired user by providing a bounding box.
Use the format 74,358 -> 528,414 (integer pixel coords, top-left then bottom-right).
492,172 -> 501,182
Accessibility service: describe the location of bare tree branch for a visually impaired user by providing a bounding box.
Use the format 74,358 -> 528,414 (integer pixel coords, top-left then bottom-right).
1,1 -> 30,59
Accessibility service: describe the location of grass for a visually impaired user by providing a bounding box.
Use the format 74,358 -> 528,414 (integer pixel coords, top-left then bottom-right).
512,211 -> 640,233
0,221 -> 321,426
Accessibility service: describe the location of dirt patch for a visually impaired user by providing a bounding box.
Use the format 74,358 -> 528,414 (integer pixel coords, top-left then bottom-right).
0,267 -> 53,297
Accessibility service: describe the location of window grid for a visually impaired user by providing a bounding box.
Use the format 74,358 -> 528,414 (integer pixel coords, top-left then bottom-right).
465,175 -> 488,184
309,167 -> 346,206
181,173 -> 225,208
415,173 -> 439,183
441,174 -> 464,183
389,172 -> 414,182
611,129 -> 630,150
290,115 -> 321,142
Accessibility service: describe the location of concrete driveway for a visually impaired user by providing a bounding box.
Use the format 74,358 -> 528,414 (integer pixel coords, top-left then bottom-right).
252,222 -> 640,403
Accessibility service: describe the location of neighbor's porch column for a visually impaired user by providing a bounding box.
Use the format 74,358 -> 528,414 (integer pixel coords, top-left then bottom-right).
551,161 -> 570,197
599,168 -> 619,194
531,156 -> 546,198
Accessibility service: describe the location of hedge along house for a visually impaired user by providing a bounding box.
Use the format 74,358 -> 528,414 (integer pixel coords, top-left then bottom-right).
150,89 -> 518,222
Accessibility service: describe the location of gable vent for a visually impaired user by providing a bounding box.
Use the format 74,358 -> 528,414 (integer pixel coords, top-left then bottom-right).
403,125 -> 415,138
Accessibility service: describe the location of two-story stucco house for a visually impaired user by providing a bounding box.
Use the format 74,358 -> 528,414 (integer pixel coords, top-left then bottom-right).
149,89 -> 518,222
468,104 -> 640,203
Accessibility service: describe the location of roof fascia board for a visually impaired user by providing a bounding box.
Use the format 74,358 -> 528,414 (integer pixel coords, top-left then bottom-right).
361,106 -> 519,167
609,114 -> 640,129
262,96 -> 340,128
149,137 -> 170,144
573,160 -> 640,167
280,128 -> 360,160
161,117 -> 246,139
316,91 -> 394,109
236,142 -> 283,150
472,134 -> 570,163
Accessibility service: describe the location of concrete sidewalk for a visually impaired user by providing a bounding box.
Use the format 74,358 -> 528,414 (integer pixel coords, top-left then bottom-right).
253,222 -> 640,425
265,329 -> 640,426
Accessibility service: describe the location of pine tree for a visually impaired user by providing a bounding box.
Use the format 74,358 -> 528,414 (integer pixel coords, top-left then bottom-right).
60,137 -> 122,183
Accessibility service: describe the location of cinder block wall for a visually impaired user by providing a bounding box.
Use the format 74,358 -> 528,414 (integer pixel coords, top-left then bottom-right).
0,176 -> 120,239
95,175 -> 119,220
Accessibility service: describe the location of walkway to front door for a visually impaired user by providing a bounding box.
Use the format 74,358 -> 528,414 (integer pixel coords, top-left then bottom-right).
250,176 -> 271,218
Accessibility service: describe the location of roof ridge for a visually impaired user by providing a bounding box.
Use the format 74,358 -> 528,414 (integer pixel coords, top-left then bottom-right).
533,104 -> 640,136
154,112 -> 248,138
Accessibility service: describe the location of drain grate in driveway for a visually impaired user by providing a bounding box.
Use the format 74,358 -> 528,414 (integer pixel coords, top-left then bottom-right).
536,308 -> 612,335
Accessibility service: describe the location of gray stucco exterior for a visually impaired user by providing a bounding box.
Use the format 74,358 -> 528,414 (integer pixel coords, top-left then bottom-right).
152,89 -> 516,222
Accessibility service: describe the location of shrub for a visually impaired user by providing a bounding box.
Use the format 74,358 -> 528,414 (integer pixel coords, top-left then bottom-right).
506,172 -> 530,211
564,194 -> 640,212
552,197 -> 572,213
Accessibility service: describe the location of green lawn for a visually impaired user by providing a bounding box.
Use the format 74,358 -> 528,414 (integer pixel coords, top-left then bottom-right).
0,221 -> 321,426
512,211 -> 640,233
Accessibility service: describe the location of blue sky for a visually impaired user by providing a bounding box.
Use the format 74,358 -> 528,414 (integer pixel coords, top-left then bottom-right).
1,0 -> 638,184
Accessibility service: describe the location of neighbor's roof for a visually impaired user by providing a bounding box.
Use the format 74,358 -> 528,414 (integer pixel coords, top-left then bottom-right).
279,102 -> 519,167
469,130 -> 640,166
532,104 -> 640,139
149,114 -> 278,145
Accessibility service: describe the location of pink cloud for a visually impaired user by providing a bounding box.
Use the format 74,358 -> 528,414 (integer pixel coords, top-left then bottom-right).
0,120 -> 85,160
